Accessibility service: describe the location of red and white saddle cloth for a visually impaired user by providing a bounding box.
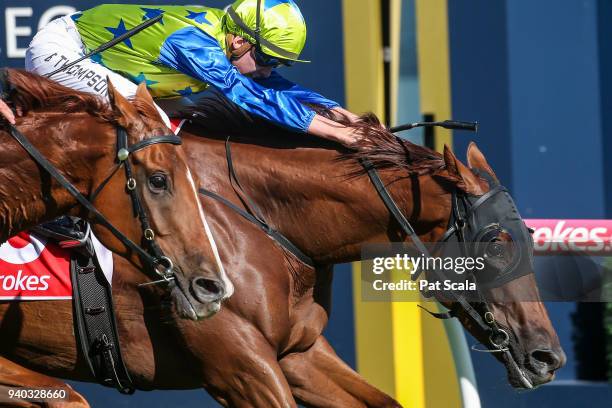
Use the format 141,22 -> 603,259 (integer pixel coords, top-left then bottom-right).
169,118 -> 186,135
0,231 -> 113,301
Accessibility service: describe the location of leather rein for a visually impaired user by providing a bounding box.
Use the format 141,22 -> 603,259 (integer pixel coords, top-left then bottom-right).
199,138 -> 314,267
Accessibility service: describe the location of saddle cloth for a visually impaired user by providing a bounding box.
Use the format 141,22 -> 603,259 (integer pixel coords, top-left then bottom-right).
169,118 -> 186,134
0,231 -> 113,301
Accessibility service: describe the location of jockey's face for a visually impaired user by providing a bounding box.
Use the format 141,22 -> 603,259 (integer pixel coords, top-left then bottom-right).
230,36 -> 273,79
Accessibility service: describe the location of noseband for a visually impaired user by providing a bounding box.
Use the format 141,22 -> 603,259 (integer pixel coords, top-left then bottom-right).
6,123 -> 181,284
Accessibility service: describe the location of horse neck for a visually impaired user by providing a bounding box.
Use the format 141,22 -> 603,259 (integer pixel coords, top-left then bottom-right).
188,135 -> 453,265
0,112 -> 114,241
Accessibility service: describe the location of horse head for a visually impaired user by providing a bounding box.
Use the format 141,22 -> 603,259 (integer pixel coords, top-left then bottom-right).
434,142 -> 565,388
86,81 -> 233,320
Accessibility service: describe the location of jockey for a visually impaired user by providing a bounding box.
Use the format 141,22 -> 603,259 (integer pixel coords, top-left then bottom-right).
0,0 -> 363,146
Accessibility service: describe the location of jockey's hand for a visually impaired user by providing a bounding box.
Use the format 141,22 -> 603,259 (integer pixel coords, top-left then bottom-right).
308,114 -> 367,148
330,107 -> 387,132
0,99 -> 15,125
330,106 -> 360,123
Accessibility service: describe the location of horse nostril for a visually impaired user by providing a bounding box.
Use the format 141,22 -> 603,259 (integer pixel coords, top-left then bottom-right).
530,349 -> 561,371
189,277 -> 226,305
194,277 -> 222,295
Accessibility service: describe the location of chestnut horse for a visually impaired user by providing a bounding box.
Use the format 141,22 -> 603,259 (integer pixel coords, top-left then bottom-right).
0,69 -> 233,319
0,96 -> 564,407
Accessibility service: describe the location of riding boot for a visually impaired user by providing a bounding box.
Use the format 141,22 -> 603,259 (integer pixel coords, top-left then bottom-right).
32,216 -> 95,256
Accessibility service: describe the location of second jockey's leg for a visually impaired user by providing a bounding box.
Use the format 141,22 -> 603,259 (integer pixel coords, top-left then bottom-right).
25,15 -> 171,127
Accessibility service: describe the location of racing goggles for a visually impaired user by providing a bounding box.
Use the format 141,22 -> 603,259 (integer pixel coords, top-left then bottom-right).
253,47 -> 294,68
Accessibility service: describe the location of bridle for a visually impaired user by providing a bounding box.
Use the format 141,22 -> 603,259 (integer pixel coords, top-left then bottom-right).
6,122 -> 182,285
361,158 -> 535,388
361,160 -> 512,344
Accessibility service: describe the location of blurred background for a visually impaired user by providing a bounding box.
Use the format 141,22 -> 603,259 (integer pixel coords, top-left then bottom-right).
1,0 -> 612,406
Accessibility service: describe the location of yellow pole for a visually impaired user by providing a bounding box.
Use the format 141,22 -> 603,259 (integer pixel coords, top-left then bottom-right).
415,0 -> 452,152
389,2 -> 428,407
344,1 -> 461,407
390,0 -> 402,126
342,0 -> 385,117
414,1 -> 462,406
343,0 -> 394,396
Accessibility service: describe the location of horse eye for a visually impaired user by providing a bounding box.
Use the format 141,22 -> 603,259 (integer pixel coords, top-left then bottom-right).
148,173 -> 168,192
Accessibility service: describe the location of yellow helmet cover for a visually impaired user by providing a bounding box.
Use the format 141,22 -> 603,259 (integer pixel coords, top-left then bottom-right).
224,0 -> 308,62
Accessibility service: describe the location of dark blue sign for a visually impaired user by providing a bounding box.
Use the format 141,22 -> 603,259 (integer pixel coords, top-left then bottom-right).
0,1 -> 234,67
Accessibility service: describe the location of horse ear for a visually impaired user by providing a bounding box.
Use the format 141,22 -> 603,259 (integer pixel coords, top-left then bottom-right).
134,82 -> 164,123
107,78 -> 142,130
442,144 -> 487,195
466,142 -> 499,183
135,82 -> 155,105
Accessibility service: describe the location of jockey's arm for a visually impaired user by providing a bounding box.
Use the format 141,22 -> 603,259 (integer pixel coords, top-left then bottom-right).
252,71 -> 361,145
253,71 -> 360,124
157,29 -> 364,146
0,99 -> 15,125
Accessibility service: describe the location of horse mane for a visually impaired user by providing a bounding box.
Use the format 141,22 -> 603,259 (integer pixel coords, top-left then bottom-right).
314,107 -> 445,176
183,88 -> 446,177
5,69 -> 114,121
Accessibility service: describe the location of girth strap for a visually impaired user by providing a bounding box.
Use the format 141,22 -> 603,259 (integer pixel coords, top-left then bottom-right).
71,249 -> 134,394
34,221 -> 137,394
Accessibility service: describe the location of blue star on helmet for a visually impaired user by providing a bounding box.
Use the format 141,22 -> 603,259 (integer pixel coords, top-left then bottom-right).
264,0 -> 293,10
141,7 -> 165,25
90,53 -> 104,65
70,13 -> 83,22
175,86 -> 193,96
133,72 -> 158,88
105,19 -> 134,49
185,10 -> 212,25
